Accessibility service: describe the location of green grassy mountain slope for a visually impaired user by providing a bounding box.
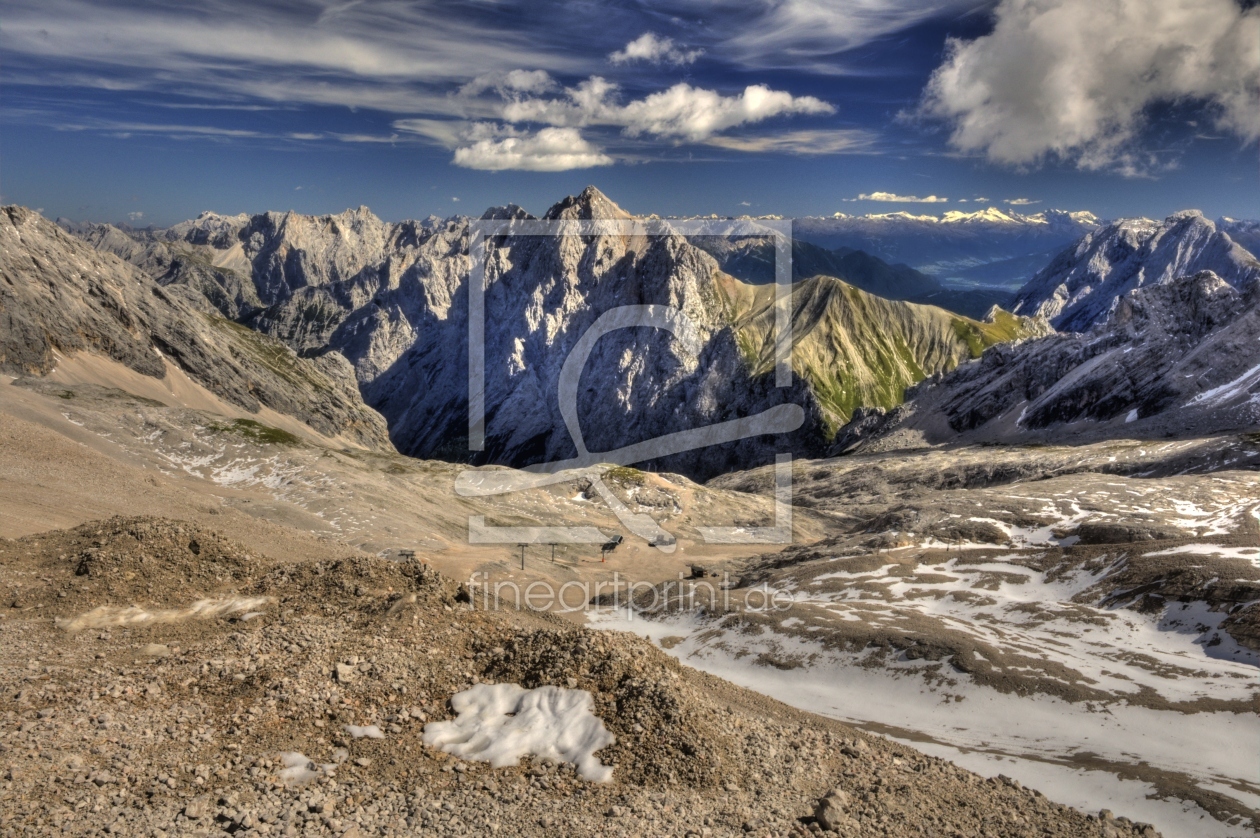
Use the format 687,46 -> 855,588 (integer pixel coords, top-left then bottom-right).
717,271 -> 1047,434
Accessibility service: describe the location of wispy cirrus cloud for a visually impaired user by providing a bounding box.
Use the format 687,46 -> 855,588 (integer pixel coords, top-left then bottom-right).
0,0 -> 580,89
704,128 -> 877,155
712,0 -> 988,72
55,118 -> 269,140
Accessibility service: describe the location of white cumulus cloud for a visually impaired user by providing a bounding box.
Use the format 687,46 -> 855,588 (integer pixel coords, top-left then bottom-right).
846,192 -> 948,203
500,77 -> 833,142
1004,198 -> 1040,206
919,0 -> 1260,174
609,33 -> 703,66
451,126 -> 613,171
616,83 -> 833,141
126,211 -> 144,221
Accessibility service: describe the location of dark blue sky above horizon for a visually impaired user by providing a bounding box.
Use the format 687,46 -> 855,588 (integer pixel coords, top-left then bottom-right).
2,0 -> 1257,226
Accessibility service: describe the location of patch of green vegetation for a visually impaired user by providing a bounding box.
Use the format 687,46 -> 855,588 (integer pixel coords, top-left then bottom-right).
203,313 -> 334,395
981,309 -> 1028,341
57,390 -> 75,400
950,319 -> 987,358
209,418 -> 301,446
605,465 -> 646,485
735,330 -> 762,370
1241,432 -> 1260,446
952,310 -> 1032,358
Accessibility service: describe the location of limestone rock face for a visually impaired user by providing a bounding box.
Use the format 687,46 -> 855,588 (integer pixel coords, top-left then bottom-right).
2,206 -> 391,449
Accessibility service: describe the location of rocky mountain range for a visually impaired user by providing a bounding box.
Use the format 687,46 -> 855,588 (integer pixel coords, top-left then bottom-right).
836,269 -> 1260,453
793,207 -> 1101,287
37,188 -> 1260,473
51,188 -> 1044,477
0,207 -> 391,449
1011,211 -> 1260,332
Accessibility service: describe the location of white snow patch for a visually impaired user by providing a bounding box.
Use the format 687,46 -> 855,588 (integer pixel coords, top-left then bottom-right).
1145,544 -> 1260,563
277,752 -> 335,787
1186,362 -> 1260,408
591,607 -> 1258,838
423,683 -> 615,782
345,725 -> 385,739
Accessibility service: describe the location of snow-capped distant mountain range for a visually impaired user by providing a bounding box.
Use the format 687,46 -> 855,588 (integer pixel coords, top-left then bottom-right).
829,207 -> 1100,226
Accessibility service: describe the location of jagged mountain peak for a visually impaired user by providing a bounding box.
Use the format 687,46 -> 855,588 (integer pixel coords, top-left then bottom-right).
257,204 -> 385,232
480,204 -> 533,222
1039,209 -> 1101,226
543,185 -> 633,221
1165,208 -> 1207,223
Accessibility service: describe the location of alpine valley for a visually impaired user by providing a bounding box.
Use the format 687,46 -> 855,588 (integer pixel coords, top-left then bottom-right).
1,187 -> 1258,838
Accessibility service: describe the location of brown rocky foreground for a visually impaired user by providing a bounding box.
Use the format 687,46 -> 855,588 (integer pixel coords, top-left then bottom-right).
0,516 -> 1159,837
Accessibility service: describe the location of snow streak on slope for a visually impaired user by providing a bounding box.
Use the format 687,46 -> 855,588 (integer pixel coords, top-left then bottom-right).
591,469 -> 1260,838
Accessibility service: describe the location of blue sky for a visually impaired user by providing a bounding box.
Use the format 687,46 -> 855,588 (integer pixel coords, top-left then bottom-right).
1,0 -> 1257,226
